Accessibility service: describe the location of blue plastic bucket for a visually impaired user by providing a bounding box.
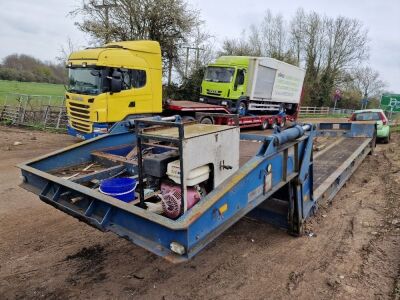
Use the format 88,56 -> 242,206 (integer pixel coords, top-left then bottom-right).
99,177 -> 137,203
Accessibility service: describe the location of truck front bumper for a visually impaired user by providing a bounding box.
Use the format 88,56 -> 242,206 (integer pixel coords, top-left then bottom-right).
67,123 -> 109,140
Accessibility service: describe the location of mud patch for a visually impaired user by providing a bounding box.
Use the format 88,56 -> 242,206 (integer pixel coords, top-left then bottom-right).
65,244 -> 108,285
1,126 -> 399,299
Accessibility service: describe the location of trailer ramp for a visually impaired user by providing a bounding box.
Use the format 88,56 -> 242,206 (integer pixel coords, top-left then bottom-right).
18,120 -> 375,262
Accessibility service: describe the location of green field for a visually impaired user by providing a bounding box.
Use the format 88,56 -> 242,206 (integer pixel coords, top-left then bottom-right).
0,80 -> 65,106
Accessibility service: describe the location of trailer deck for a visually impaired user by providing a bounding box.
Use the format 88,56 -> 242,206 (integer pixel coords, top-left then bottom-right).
17,119 -> 376,262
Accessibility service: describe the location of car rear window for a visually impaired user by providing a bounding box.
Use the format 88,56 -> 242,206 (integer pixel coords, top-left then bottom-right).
353,112 -> 381,121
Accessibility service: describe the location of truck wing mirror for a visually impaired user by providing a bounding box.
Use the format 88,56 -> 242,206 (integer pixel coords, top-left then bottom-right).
90,70 -> 100,77
234,69 -> 245,91
110,70 -> 122,93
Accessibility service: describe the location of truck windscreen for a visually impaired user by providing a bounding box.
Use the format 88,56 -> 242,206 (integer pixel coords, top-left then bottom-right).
68,68 -> 103,95
204,67 -> 235,83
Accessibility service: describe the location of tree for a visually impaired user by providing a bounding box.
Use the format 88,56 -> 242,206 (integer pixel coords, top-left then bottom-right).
173,25 -> 215,80
71,0 -> 200,85
350,66 -> 386,99
219,10 -> 369,106
219,30 -> 260,56
56,37 -> 81,64
0,54 -> 67,84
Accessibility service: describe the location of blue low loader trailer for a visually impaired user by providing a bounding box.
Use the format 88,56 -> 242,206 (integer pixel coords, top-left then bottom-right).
18,117 -> 376,263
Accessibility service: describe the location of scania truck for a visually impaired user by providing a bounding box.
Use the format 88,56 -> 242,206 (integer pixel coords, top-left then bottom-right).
200,56 -> 305,115
65,41 -> 304,139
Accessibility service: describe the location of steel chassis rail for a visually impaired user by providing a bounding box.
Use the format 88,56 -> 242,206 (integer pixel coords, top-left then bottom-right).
18,120 -> 375,262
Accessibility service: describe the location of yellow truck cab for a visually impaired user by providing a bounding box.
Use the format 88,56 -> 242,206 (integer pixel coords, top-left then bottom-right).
66,41 -> 162,139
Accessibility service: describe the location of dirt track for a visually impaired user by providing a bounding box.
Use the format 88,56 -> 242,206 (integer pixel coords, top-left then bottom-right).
0,126 -> 399,299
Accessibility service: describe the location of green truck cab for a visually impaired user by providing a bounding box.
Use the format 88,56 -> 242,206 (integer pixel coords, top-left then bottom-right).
200,56 -> 305,115
200,56 -> 248,111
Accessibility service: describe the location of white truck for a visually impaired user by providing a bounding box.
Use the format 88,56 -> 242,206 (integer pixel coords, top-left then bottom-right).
200,56 -> 306,115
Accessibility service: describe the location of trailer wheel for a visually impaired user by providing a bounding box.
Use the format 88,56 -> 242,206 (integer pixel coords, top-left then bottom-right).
279,117 -> 286,128
260,120 -> 269,130
182,116 -> 196,122
200,117 -> 213,125
268,119 -> 278,129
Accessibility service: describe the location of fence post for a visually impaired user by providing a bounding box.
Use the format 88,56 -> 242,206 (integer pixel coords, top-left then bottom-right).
0,105 -> 5,120
56,106 -> 63,129
43,105 -> 50,128
20,95 -> 29,124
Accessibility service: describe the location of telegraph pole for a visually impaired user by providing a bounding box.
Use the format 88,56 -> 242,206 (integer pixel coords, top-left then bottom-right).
94,0 -> 117,43
182,46 -> 204,78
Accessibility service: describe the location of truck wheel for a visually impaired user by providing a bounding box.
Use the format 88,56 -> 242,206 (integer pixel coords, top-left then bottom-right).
200,117 -> 213,125
238,101 -> 247,116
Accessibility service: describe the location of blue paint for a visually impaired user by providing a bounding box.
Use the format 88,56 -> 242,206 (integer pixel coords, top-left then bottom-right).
18,120 -> 376,261
99,177 -> 137,202
67,123 -> 110,140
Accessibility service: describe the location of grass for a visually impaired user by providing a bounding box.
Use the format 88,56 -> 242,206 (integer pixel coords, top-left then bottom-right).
0,80 -> 65,106
391,125 -> 400,133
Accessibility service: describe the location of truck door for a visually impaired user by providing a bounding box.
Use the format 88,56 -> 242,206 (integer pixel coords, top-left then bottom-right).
128,69 -> 152,114
231,69 -> 246,99
107,69 -> 150,122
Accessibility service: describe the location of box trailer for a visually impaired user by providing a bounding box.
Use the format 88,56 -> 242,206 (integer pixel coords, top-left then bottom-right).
247,57 -> 305,110
200,56 -> 305,114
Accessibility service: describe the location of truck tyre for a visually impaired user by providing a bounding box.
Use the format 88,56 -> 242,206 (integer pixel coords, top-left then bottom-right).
200,117 -> 213,125
238,101 -> 247,116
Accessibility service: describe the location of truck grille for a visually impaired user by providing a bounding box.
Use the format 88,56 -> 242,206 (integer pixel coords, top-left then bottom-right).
69,102 -> 90,120
69,117 -> 92,133
206,89 -> 222,96
67,101 -> 92,133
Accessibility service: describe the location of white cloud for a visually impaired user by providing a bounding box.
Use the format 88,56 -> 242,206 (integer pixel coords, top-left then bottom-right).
0,0 -> 399,91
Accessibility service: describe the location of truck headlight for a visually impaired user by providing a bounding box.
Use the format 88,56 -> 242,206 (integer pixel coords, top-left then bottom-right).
221,101 -> 228,106
199,97 -> 205,102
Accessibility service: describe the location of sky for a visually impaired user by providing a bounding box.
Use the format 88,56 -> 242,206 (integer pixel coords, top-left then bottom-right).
0,0 -> 399,91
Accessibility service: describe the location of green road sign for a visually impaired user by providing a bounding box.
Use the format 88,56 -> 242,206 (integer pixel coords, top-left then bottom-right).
381,94 -> 400,112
